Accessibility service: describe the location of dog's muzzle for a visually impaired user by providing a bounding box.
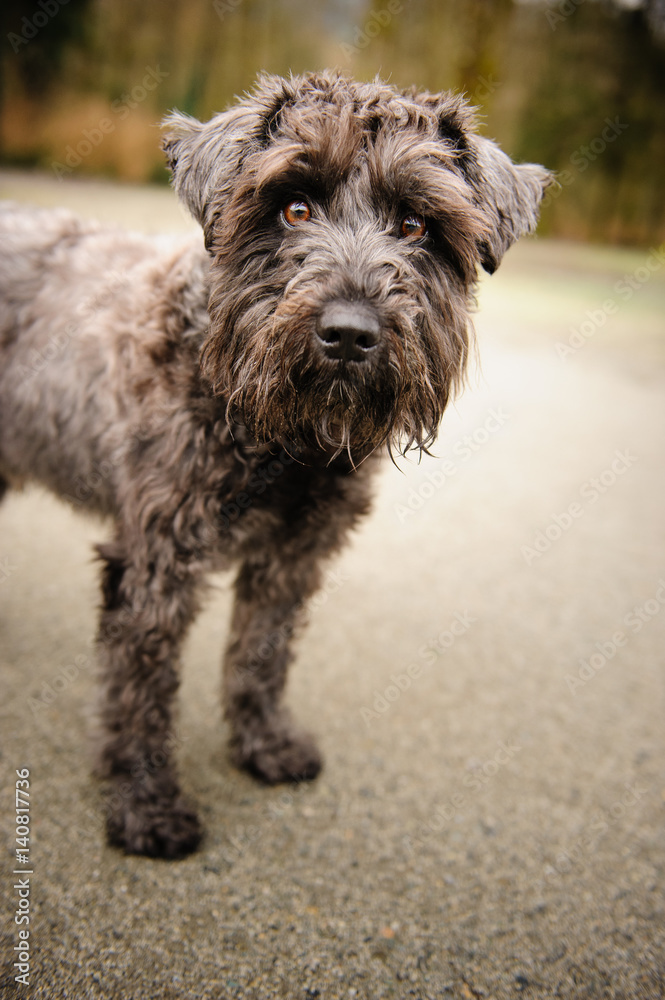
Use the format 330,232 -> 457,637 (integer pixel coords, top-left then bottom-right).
315,301 -> 380,365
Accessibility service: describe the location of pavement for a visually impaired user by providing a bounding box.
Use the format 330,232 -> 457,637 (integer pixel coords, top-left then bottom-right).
1,169 -> 664,999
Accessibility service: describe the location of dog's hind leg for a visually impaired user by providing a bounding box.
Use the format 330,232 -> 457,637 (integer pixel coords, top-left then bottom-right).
94,533 -> 203,858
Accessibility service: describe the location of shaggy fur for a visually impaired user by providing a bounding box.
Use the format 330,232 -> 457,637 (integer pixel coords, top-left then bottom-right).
0,72 -> 551,858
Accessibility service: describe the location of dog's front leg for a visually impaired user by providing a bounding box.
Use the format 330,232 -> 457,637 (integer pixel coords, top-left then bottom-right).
94,539 -> 202,858
222,555 -> 324,784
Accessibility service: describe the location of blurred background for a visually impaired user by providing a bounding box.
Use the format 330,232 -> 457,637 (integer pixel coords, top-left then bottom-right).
1,0 -> 664,245
2,4 -> 665,997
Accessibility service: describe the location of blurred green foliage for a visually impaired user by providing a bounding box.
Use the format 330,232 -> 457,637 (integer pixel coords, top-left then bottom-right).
1,0 -> 663,244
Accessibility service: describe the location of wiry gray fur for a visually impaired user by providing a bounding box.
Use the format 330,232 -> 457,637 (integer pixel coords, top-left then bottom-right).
0,72 -> 551,857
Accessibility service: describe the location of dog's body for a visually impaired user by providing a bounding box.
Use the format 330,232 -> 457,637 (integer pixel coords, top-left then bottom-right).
0,72 -> 551,857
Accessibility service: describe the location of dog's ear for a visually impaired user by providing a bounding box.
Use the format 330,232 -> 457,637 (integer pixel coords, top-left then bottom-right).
424,95 -> 553,273
161,107 -> 257,229
465,136 -> 553,273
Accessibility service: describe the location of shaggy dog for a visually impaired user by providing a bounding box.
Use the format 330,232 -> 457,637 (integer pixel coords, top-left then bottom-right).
0,72 -> 551,857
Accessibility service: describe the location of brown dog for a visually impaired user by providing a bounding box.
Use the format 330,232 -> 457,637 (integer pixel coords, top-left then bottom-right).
0,72 -> 551,857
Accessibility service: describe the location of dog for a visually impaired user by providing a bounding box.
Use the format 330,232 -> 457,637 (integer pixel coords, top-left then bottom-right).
0,72 -> 552,857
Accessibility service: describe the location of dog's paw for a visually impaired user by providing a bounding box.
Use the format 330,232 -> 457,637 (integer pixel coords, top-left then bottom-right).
106,795 -> 202,859
233,728 -> 323,784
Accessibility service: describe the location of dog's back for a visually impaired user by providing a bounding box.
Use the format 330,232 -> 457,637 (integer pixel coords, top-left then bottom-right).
0,203 -> 148,335
0,202 -> 208,513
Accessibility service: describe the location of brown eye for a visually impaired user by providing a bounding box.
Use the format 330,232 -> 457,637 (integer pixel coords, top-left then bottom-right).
400,213 -> 427,239
283,200 -> 311,226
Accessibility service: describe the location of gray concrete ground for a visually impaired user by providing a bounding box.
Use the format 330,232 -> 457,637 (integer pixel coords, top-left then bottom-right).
1,169 -> 664,999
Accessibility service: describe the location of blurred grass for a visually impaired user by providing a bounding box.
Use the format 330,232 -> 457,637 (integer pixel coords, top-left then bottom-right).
1,0 -> 663,245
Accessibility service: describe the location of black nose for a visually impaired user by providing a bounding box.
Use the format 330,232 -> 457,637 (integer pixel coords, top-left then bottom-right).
315,302 -> 381,363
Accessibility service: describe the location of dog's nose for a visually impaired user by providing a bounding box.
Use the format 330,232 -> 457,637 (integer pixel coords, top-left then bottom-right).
315,302 -> 381,363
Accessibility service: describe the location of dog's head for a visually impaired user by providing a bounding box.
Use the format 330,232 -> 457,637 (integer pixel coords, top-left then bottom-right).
163,72 -> 551,460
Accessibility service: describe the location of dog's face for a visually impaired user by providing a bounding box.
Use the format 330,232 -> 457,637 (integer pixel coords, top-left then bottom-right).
163,72 -> 551,459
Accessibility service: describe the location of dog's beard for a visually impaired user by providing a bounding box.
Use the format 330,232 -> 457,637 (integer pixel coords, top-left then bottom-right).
251,364 -> 404,461
202,285 -> 461,463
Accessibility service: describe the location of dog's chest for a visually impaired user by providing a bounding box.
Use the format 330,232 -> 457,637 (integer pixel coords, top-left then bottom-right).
207,441 -> 376,566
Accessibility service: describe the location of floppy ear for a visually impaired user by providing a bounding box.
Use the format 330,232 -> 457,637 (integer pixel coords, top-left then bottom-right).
466,136 -> 554,273
161,106 -> 258,231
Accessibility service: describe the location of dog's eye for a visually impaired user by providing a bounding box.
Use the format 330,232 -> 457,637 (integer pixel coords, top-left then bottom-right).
400,213 -> 427,239
282,200 -> 311,226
